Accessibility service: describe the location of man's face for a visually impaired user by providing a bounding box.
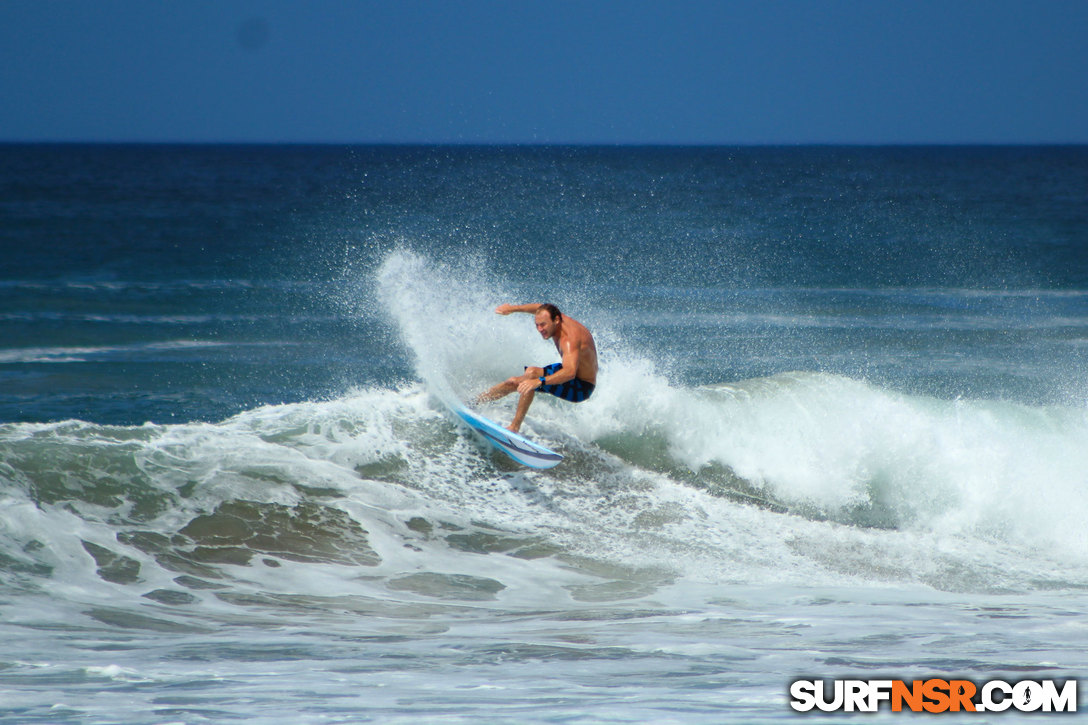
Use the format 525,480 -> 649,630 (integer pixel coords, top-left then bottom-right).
535,310 -> 558,339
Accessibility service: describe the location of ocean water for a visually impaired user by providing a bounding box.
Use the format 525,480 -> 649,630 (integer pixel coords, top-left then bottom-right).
1,144 -> 1087,722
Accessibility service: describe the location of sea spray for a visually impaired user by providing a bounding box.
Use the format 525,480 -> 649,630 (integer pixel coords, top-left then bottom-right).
376,249 -> 525,402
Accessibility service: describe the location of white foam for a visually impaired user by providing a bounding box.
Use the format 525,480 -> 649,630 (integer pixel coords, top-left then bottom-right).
0,340 -> 232,363
568,367 -> 1088,559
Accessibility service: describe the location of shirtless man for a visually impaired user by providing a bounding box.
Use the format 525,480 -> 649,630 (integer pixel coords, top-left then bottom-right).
477,303 -> 598,433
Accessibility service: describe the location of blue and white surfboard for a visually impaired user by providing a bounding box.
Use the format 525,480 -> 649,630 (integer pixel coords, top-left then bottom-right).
451,403 -> 563,469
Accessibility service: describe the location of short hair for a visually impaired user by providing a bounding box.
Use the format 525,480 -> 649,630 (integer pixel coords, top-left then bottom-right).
539,303 -> 562,321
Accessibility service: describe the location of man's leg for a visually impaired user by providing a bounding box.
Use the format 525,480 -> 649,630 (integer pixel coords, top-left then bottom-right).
476,367 -> 544,405
475,378 -> 516,403
508,387 -> 535,433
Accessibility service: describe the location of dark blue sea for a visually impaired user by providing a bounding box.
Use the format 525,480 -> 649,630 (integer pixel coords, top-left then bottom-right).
2,144 -> 1087,722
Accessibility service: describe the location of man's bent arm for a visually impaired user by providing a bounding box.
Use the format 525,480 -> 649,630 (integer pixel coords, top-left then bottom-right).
544,345 -> 579,385
495,303 -> 542,315
519,345 -> 578,395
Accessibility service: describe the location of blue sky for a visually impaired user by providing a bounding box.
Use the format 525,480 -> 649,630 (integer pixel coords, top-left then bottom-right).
2,0 -> 1086,144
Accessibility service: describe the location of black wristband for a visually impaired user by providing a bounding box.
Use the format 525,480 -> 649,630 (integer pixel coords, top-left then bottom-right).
539,376 -> 547,386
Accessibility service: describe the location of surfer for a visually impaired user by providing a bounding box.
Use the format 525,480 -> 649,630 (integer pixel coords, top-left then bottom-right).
476,303 -> 598,433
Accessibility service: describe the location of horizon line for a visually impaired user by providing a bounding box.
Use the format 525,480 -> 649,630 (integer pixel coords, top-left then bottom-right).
3,140 -> 1088,149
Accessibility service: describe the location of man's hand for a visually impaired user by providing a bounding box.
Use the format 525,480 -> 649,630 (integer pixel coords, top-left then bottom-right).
495,304 -> 516,315
517,377 -> 542,395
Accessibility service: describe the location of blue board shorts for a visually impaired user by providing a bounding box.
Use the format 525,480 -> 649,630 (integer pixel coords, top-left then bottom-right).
530,363 -> 595,403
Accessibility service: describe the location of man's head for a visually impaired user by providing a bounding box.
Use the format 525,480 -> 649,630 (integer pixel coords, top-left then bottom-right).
534,304 -> 562,339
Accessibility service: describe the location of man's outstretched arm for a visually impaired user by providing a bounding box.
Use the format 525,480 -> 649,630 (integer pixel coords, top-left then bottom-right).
495,303 -> 542,315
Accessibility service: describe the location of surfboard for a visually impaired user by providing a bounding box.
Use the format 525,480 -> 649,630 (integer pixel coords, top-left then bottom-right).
449,402 -> 563,469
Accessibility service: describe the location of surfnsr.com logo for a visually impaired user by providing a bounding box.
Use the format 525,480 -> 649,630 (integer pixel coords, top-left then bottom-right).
789,678 -> 1078,713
